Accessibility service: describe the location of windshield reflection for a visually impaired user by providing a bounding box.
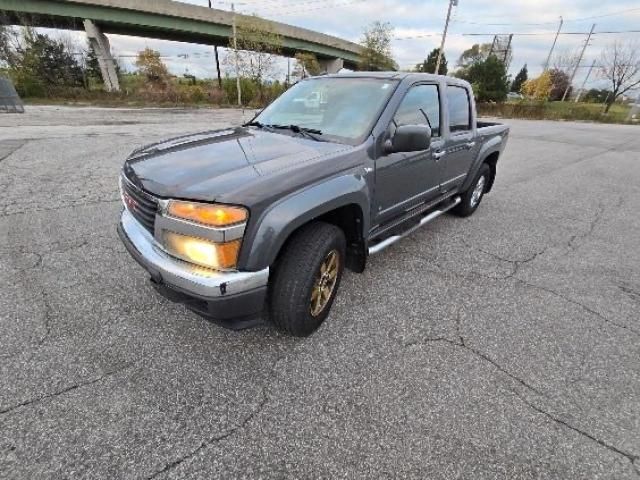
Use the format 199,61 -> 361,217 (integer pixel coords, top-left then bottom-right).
254,77 -> 398,144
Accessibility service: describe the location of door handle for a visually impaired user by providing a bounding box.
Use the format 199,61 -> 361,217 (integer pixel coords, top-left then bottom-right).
433,150 -> 446,160
465,141 -> 476,149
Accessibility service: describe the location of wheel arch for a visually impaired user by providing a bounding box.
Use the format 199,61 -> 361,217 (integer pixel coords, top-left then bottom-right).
240,175 -> 370,272
483,151 -> 500,193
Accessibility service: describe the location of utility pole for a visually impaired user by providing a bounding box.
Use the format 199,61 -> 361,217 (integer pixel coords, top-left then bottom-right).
543,16 -> 563,71
435,0 -> 457,75
562,23 -> 595,102
207,1 -> 223,89
286,57 -> 290,87
214,47 -> 222,89
574,59 -> 596,103
231,3 -> 242,106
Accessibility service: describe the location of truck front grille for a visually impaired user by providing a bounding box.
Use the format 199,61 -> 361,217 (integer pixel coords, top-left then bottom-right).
121,176 -> 159,234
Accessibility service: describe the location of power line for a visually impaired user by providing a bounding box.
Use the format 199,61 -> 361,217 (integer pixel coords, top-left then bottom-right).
266,0 -> 366,16
460,30 -> 640,37
394,29 -> 640,40
237,0 -> 365,14
452,6 -> 640,25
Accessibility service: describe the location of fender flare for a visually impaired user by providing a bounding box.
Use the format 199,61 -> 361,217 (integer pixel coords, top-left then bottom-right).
239,174 -> 371,271
460,135 -> 503,193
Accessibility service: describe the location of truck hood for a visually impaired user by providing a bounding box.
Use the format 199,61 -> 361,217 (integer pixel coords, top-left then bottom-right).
123,127 -> 353,203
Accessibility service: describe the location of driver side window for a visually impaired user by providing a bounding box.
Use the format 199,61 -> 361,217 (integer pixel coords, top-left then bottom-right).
394,84 -> 441,136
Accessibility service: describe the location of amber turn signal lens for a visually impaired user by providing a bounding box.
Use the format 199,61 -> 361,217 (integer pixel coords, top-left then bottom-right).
167,201 -> 247,227
163,231 -> 241,270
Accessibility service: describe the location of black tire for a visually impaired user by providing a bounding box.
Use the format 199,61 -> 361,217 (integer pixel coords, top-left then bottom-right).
452,164 -> 491,217
268,222 -> 346,337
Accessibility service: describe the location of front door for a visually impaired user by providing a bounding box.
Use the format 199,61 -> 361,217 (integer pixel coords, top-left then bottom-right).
374,83 -> 444,225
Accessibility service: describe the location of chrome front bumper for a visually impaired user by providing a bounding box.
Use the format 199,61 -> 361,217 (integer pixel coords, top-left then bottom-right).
118,209 -> 269,300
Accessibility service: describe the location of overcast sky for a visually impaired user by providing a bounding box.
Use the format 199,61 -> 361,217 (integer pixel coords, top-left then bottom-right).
45,0 -> 640,90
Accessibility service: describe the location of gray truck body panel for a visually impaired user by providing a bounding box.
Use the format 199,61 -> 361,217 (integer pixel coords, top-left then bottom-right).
122,73 -> 509,272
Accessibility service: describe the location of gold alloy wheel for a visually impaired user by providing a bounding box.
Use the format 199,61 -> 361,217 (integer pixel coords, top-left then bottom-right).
310,249 -> 340,317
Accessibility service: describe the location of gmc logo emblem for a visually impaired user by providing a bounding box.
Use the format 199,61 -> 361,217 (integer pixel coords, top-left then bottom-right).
123,191 -> 138,212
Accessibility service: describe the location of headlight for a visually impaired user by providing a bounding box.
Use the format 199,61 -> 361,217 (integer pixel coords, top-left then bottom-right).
163,231 -> 241,270
167,200 -> 247,228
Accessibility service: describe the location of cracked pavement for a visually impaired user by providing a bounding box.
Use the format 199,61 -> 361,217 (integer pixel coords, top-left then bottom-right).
1,106 -> 639,479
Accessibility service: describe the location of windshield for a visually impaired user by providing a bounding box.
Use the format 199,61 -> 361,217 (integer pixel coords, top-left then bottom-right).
254,77 -> 398,144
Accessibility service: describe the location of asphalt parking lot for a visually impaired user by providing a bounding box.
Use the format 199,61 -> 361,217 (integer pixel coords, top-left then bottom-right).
1,106 -> 639,479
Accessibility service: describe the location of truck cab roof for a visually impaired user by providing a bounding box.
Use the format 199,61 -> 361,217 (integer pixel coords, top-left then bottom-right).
321,71 -> 471,88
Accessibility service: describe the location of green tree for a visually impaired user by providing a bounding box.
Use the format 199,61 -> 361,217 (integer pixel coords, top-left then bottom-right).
359,21 -> 397,71
5,29 -> 85,96
293,52 -> 321,79
226,14 -> 282,102
511,64 -> 528,92
454,43 -> 493,79
415,48 -> 447,75
84,43 -> 102,82
457,43 -> 492,68
583,88 -> 612,103
135,48 -> 169,85
460,55 -> 509,102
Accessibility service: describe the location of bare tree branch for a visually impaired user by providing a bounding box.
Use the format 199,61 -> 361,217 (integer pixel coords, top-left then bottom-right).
599,40 -> 640,112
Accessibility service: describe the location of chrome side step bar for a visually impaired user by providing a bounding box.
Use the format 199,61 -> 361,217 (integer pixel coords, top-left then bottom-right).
368,196 -> 461,255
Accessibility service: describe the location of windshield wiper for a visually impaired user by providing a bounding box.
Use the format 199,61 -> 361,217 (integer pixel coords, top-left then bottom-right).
269,124 -> 325,142
244,121 -> 271,130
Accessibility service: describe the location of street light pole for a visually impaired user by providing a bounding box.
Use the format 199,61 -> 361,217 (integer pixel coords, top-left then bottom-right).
435,0 -> 457,75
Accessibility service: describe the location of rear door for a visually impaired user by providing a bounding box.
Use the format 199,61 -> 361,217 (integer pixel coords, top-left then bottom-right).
374,83 -> 444,224
441,85 -> 478,193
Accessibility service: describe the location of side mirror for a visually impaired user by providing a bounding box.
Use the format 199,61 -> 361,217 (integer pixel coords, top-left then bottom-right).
384,124 -> 432,154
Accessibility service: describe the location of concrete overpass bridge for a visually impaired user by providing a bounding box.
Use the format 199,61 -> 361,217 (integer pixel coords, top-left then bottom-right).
0,0 -> 363,91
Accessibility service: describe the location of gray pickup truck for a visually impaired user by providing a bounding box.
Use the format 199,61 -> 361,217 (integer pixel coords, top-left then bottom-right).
117,72 -> 509,336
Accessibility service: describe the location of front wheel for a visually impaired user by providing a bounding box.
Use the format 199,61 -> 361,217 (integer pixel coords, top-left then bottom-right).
268,222 -> 346,337
452,164 -> 491,217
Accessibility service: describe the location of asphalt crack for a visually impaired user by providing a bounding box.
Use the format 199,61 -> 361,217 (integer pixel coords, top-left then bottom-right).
474,245 -> 549,279
509,387 -> 639,476
0,140 -> 27,164
514,278 -> 640,337
0,361 -> 137,415
7,239 -> 92,346
567,202 -> 606,253
618,284 -> 640,303
146,390 -> 270,479
405,313 -> 544,396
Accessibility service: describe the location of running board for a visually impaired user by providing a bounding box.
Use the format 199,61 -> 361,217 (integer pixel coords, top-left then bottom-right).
368,196 -> 461,255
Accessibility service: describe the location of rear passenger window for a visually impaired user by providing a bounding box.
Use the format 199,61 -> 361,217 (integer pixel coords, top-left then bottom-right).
394,84 -> 440,136
447,86 -> 471,132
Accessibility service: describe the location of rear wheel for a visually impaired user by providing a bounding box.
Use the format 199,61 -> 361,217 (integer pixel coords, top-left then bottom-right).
269,222 -> 346,337
453,164 -> 490,217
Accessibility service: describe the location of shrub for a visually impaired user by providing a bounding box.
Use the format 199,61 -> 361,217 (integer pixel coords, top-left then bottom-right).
522,71 -> 552,101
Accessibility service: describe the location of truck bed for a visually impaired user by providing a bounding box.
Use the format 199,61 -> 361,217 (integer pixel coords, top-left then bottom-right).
477,120 -> 509,139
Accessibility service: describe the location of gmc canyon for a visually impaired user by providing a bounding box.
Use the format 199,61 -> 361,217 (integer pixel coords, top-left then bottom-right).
117,73 -> 509,336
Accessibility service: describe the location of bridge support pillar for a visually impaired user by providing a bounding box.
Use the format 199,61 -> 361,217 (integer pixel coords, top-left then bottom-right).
319,58 -> 344,74
84,19 -> 120,92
